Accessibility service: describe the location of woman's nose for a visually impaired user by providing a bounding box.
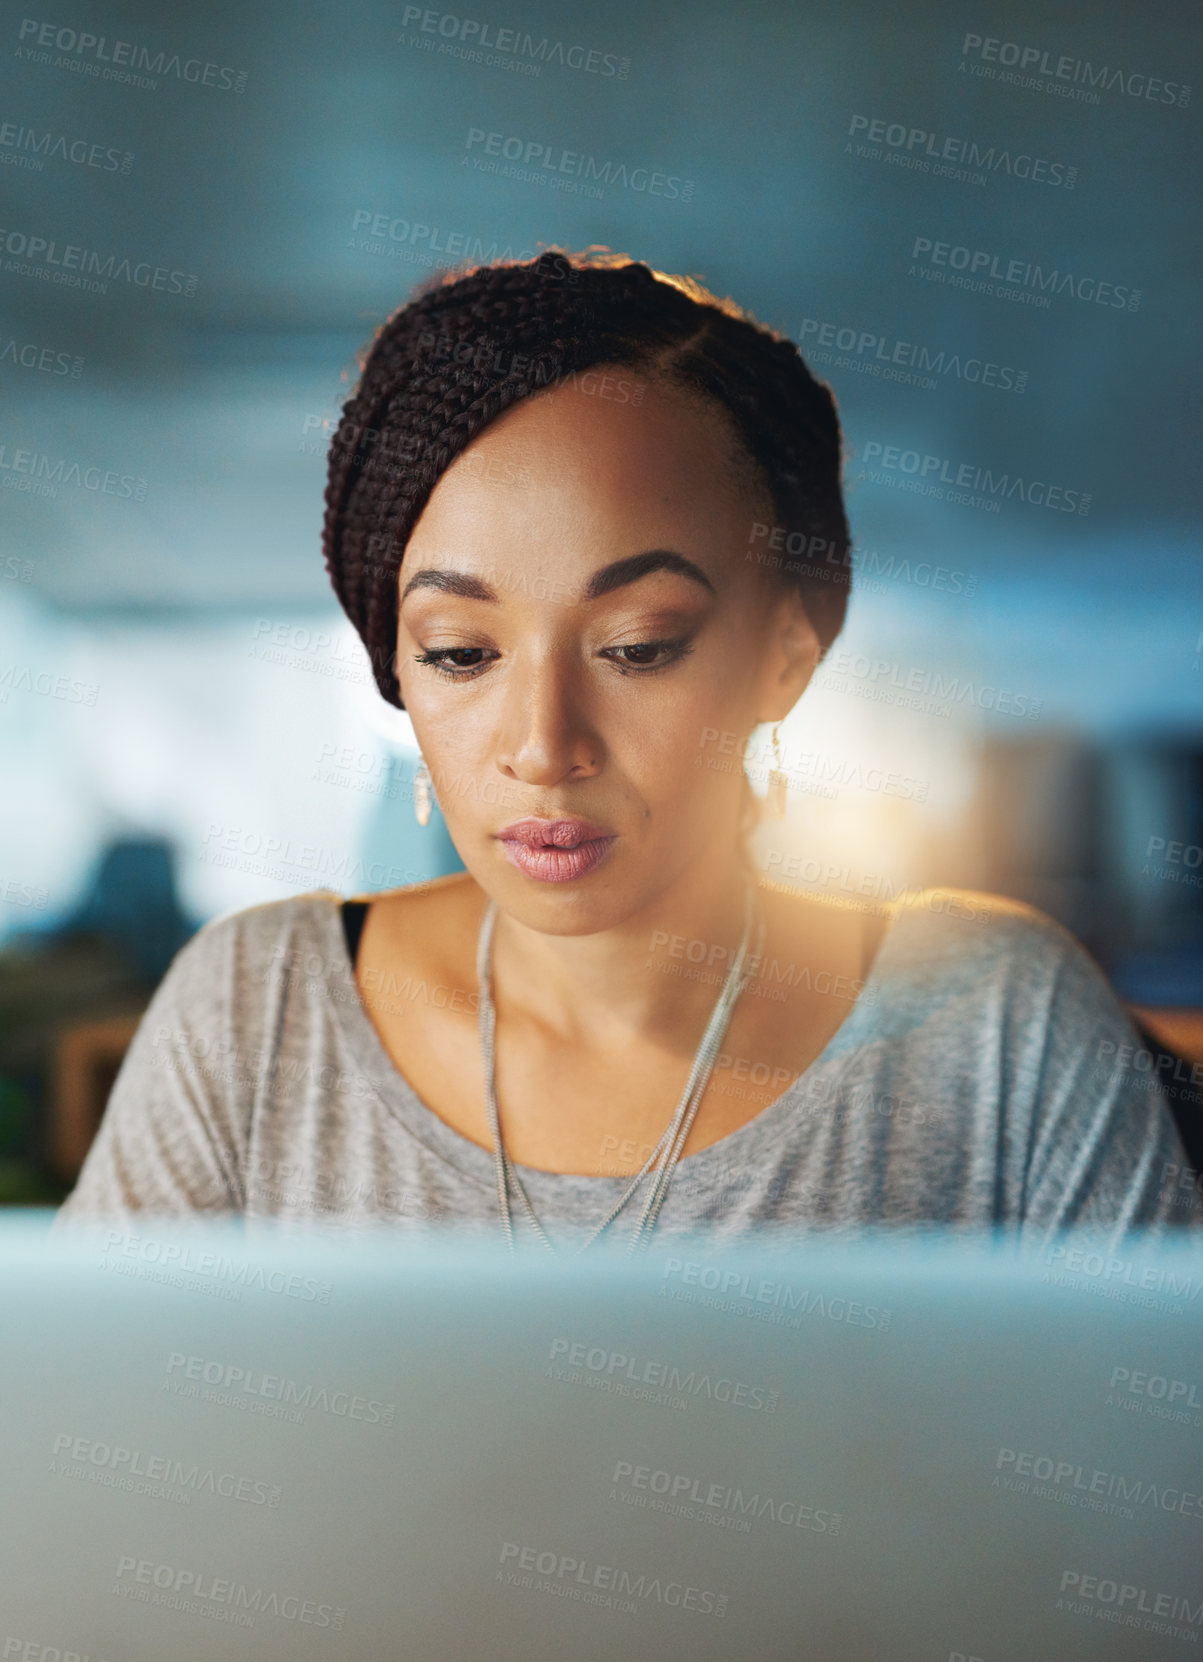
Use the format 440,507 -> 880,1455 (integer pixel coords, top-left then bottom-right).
494,659 -> 600,786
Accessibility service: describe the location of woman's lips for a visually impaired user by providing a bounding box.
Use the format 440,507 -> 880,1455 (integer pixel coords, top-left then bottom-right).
496,817 -> 612,846
497,836 -> 617,883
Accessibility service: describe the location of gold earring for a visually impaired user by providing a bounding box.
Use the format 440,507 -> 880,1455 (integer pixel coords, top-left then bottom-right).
765,723 -> 788,819
413,756 -> 435,826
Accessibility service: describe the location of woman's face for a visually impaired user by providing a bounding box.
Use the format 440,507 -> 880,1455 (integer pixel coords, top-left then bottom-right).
394,369 -> 819,931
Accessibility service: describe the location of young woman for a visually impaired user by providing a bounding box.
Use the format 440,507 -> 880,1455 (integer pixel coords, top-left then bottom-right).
58,250 -> 1199,1252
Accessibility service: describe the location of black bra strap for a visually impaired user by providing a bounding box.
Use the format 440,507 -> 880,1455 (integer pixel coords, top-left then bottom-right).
341,899 -> 371,969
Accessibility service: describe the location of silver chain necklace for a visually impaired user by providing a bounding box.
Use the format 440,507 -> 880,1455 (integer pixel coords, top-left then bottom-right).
475,879 -> 766,1257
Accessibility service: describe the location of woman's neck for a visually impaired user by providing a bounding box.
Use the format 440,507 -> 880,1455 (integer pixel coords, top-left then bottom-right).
487,857 -> 757,1049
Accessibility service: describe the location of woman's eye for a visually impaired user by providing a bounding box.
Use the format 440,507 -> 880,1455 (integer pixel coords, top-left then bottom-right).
412,647 -> 493,680
604,639 -> 695,674
412,638 -> 694,682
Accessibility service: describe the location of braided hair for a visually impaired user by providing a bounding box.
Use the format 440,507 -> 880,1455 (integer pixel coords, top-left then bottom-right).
322,248 -> 851,709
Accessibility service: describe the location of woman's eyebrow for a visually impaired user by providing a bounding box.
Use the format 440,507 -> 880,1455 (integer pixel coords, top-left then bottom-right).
399,549 -> 716,605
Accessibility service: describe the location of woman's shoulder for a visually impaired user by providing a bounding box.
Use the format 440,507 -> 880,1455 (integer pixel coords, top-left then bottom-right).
177,875 -> 480,985
768,881 -> 1079,990
143,889 -> 373,1030
882,886 -> 1082,976
868,886 -> 1126,1051
183,874 -> 468,942
178,887 -> 344,966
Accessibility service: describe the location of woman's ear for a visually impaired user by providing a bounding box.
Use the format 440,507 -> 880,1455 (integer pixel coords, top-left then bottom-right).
758,584 -> 821,723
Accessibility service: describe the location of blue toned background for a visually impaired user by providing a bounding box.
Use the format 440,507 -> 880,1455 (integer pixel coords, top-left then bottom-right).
1,0 -> 1200,1196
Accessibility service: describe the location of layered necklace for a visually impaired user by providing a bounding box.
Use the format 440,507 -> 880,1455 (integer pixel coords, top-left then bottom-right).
475,878 -> 766,1257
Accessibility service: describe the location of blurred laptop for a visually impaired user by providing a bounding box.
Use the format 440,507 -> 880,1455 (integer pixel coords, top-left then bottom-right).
2,1212 -> 1201,1660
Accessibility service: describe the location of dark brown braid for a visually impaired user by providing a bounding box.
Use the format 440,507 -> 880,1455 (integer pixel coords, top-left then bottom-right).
322,247 -> 852,709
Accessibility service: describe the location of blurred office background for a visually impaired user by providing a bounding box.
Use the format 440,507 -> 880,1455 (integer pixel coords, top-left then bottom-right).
1,0 -> 1200,1200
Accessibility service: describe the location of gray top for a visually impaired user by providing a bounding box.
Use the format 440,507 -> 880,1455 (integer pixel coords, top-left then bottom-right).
55,886 -> 1202,1250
